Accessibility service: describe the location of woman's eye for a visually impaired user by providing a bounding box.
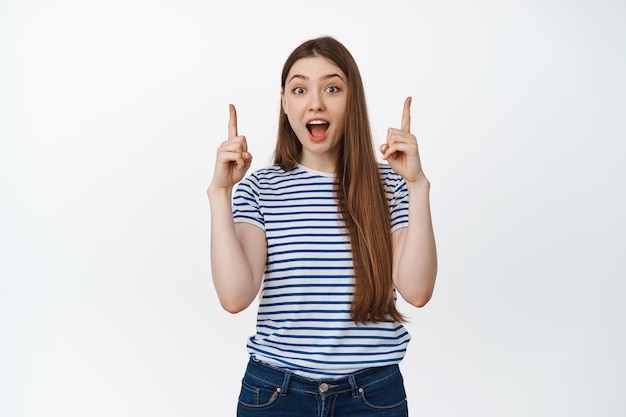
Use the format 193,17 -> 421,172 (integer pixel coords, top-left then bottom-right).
326,86 -> 340,93
293,87 -> 305,94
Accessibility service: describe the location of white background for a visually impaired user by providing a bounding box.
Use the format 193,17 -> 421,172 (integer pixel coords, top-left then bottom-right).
1,0 -> 625,416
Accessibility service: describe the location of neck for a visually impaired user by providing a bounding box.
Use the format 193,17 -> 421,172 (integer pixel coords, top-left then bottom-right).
298,155 -> 337,174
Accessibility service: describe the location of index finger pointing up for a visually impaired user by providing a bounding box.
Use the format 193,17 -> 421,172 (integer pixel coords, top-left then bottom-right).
401,96 -> 412,133
228,103 -> 238,140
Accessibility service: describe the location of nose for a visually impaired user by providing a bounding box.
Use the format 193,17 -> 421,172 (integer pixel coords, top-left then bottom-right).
308,89 -> 325,112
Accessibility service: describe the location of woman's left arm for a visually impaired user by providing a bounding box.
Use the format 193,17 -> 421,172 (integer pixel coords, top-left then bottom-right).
390,181 -> 437,307
381,97 -> 438,307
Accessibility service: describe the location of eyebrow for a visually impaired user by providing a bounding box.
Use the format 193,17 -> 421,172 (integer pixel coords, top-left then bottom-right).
288,73 -> 345,83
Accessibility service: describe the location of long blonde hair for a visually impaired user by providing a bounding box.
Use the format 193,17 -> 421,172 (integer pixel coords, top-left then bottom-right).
273,37 -> 404,323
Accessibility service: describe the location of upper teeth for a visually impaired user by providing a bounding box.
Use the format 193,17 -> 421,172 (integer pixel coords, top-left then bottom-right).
308,120 -> 328,125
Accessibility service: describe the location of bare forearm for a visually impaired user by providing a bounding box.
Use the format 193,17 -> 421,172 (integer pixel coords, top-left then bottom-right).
208,187 -> 260,313
395,179 -> 438,307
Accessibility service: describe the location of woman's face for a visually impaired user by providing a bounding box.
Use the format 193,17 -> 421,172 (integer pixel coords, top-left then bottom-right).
282,56 -> 348,173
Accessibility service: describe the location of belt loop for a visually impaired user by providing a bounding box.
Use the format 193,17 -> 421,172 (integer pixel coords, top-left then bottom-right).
280,370 -> 292,395
348,375 -> 359,398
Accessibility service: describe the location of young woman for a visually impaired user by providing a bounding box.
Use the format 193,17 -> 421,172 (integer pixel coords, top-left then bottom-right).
208,36 -> 437,417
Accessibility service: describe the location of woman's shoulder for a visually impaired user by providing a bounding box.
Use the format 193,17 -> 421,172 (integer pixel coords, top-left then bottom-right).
377,163 -> 405,185
248,164 -> 286,179
240,164 -> 305,188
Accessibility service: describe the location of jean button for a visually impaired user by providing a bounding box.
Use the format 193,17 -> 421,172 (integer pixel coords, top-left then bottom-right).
319,383 -> 329,393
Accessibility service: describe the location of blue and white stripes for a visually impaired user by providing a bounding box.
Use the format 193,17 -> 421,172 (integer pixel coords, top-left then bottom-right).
232,163 -> 410,379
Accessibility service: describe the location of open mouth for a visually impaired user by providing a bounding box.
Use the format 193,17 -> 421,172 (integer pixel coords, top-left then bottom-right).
306,120 -> 329,138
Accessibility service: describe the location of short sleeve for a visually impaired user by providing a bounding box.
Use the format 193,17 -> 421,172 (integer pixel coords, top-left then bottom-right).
380,165 -> 409,232
390,179 -> 409,232
232,174 -> 265,231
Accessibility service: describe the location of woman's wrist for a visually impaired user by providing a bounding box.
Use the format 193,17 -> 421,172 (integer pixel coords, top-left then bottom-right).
207,183 -> 233,201
405,175 -> 430,194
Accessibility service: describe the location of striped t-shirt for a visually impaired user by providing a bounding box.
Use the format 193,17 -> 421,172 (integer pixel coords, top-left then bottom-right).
232,163 -> 410,379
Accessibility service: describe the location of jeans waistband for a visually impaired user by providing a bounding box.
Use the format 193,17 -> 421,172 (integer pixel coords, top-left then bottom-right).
244,358 -> 401,398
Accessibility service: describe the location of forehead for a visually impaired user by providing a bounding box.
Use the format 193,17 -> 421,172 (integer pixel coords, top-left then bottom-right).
286,56 -> 346,81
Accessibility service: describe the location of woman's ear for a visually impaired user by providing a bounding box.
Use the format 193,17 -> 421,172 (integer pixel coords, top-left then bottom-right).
281,89 -> 287,115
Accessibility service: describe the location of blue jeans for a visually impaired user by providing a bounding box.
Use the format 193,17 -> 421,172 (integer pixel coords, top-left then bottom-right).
237,358 -> 408,417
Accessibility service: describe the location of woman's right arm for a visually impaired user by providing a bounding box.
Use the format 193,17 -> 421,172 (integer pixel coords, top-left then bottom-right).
209,189 -> 266,313
207,104 -> 266,313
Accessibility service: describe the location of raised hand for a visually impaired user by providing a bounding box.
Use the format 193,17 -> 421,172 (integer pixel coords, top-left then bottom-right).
380,97 -> 426,183
210,104 -> 253,191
